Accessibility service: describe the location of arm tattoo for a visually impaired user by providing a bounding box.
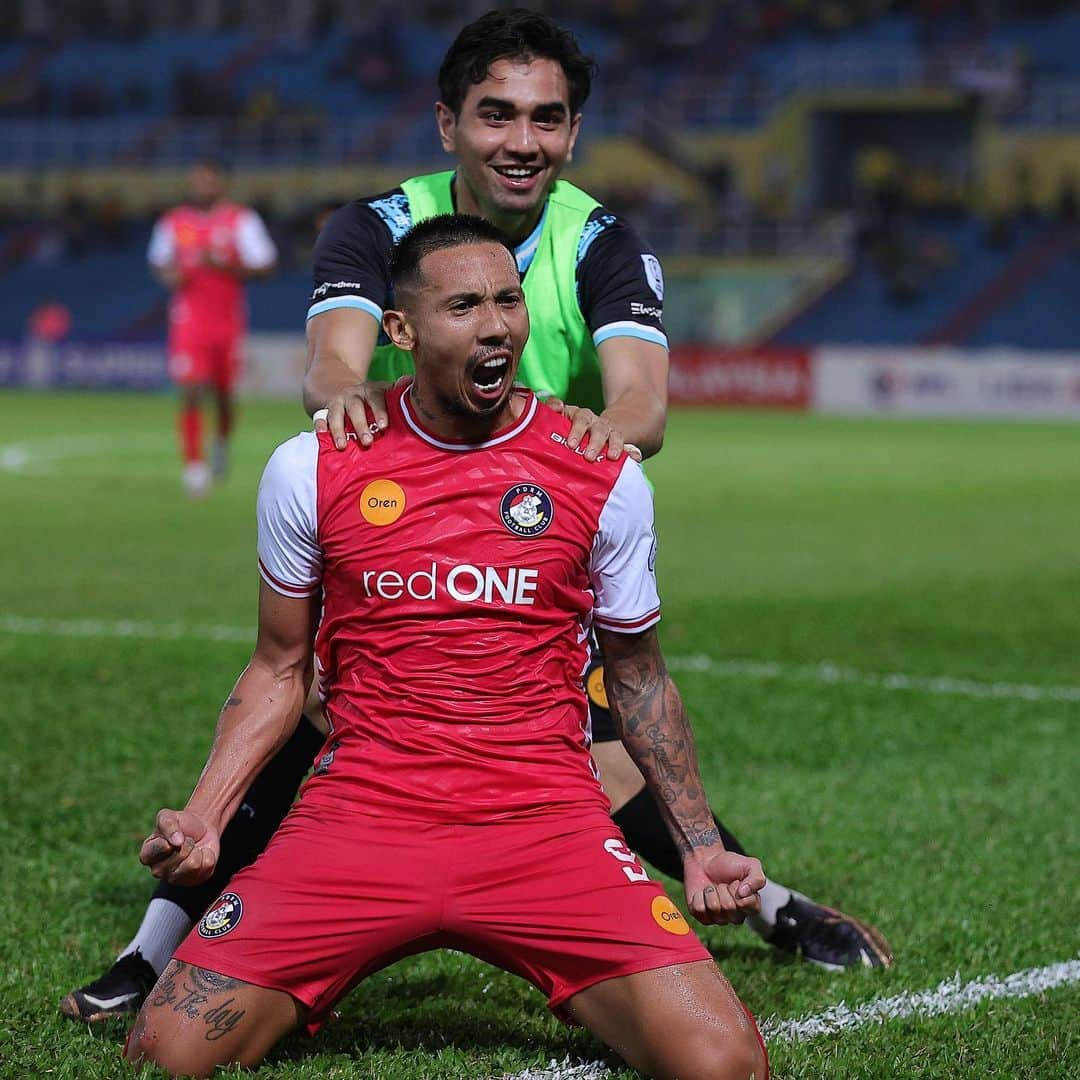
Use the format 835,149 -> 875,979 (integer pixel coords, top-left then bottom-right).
601,630 -> 717,855
149,960 -> 248,1042
224,696 -> 242,709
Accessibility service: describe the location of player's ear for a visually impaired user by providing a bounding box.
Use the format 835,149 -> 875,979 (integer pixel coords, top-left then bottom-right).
435,102 -> 456,154
566,113 -> 582,163
382,309 -> 415,352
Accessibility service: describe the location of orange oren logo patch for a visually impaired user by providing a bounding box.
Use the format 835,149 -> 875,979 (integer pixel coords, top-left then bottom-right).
586,666 -> 609,710
360,480 -> 406,526
651,895 -> 690,935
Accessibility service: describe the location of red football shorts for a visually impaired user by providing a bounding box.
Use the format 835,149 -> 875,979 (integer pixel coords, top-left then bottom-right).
173,800 -> 710,1029
168,337 -> 242,391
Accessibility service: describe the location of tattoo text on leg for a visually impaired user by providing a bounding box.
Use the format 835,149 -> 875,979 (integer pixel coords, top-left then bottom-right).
149,961 -> 248,1042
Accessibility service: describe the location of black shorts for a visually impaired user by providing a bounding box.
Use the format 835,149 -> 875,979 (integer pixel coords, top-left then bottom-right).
585,634 -> 618,743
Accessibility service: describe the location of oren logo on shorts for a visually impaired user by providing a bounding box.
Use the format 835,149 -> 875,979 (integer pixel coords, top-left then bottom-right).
651,895 -> 690,935
360,479 -> 406,526
586,666 -> 609,710
198,892 -> 244,939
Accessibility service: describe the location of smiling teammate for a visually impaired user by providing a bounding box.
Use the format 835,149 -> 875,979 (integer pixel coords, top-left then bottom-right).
302,9 -> 891,973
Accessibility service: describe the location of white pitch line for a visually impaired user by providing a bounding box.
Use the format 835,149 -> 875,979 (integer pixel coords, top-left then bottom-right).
0,614 -> 253,643
0,434 -> 166,476
2,615 -> 1079,705
505,956 -> 1080,1079
667,654 -> 1080,704
760,955 -> 1080,1044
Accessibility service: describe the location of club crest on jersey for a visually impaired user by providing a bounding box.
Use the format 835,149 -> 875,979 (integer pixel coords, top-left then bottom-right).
501,484 -> 553,537
198,892 -> 243,939
641,254 -> 664,301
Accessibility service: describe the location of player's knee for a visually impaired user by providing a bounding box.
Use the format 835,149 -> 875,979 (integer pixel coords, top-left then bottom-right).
123,1014 -> 214,1078
656,1023 -> 767,1080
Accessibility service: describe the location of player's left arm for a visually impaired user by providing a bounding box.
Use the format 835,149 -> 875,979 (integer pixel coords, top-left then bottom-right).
594,336 -> 668,459
210,208 -> 278,279
590,459 -> 762,924
555,337 -> 667,463
556,213 -> 670,461
598,626 -> 764,924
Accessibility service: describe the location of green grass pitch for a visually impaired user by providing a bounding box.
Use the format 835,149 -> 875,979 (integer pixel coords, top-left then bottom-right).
0,392 -> 1077,1079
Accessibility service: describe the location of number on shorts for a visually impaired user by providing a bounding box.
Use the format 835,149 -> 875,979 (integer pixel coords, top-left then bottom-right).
603,837 -> 650,883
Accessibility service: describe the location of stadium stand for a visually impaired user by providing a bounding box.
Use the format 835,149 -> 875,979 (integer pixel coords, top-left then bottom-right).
0,0 -> 1077,349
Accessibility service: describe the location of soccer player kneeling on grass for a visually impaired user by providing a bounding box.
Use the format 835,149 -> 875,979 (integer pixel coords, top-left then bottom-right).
124,216 -> 770,1080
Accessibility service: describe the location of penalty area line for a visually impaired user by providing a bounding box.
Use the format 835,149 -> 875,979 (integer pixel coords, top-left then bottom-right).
0,614 -> 252,644
503,955 -> 1080,1079
667,654 -> 1080,704
2,616 -> 1079,703
760,954 -> 1080,1043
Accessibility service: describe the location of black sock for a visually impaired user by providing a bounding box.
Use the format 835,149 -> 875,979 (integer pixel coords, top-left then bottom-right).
154,715 -> 326,921
612,787 -> 747,880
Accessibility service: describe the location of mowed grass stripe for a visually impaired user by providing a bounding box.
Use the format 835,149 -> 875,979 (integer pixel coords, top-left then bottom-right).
3,395 -> 1077,1079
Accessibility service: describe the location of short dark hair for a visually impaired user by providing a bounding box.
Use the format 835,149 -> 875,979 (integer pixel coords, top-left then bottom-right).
389,214 -> 516,296
438,8 -> 596,116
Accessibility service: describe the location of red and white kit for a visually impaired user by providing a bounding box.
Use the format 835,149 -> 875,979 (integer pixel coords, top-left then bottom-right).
147,202 -> 275,389
175,383 -> 709,1023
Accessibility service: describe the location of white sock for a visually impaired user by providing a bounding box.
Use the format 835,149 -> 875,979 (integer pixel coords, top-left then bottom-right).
118,898 -> 194,975
747,879 -> 793,938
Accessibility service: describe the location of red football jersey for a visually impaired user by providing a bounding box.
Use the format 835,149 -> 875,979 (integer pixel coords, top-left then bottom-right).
257,384 -> 661,823
147,202 -> 275,346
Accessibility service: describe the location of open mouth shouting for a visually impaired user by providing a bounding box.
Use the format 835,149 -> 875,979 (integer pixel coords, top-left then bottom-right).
468,347 -> 513,406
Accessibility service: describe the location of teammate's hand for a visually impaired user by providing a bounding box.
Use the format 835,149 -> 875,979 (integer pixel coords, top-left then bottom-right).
683,849 -> 766,926
314,381 -> 392,450
140,808 -> 222,887
544,398 -> 640,463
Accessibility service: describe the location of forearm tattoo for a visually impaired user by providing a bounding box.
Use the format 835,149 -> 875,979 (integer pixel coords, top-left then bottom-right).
150,960 -> 248,1042
603,633 -> 717,854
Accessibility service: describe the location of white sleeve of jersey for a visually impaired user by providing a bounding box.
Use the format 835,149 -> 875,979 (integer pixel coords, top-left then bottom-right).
147,218 -> 174,267
257,432 -> 321,597
589,459 -> 661,633
236,209 -> 277,269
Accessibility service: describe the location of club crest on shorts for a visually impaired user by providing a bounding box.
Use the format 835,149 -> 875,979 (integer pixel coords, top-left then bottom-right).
198,892 -> 243,938
500,484 -> 553,537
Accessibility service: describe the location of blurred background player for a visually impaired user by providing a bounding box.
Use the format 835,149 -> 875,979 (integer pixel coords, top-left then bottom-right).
148,159 -> 278,497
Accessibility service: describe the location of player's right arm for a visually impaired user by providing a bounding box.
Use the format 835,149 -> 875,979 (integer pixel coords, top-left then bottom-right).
302,197 -> 398,447
147,214 -> 183,291
141,434 -> 323,886
303,307 -> 382,448
141,583 -> 318,886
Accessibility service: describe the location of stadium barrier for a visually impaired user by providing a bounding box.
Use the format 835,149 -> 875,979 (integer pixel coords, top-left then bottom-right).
668,346 -> 813,409
2,337 -> 1079,420
813,346 -> 1080,418
668,344 -> 1080,418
